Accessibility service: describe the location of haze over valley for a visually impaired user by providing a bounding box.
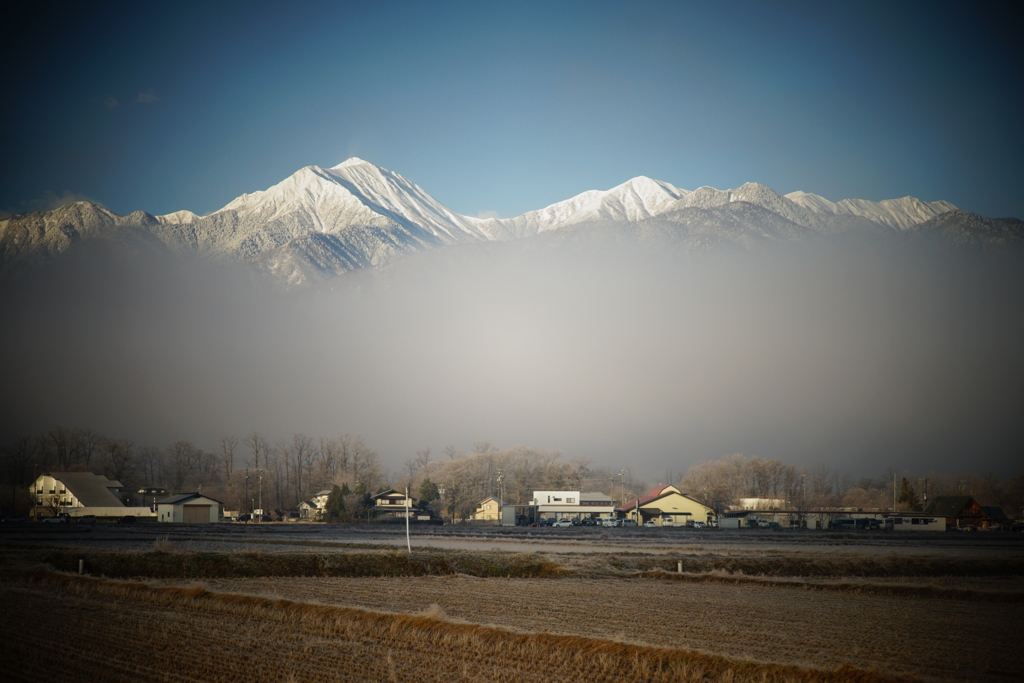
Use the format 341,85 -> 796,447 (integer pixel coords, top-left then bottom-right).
2,158 -> 1021,482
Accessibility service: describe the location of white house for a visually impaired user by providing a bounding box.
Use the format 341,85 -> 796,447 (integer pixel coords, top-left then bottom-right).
30,472 -> 152,520
156,493 -> 223,524
299,489 -> 333,520
530,490 -> 615,522
32,472 -> 123,513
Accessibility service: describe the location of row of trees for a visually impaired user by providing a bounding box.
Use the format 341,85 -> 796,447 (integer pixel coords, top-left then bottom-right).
2,427 -> 1021,520
679,453 -> 1024,517
0,427 -> 384,516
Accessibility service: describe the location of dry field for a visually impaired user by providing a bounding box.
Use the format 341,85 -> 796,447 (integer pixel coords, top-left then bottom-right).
2,569 -> 917,683
175,574 -> 1022,682
2,527 -> 1022,682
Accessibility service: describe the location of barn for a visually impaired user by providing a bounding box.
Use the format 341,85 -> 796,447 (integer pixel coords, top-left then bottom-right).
156,493 -> 223,524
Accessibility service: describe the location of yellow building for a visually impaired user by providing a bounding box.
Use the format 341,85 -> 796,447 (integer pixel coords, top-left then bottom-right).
616,485 -> 714,526
472,496 -> 503,522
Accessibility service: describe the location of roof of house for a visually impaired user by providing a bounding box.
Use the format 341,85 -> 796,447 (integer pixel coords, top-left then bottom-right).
617,484 -> 708,513
981,506 -> 1008,521
156,492 -> 224,505
477,496 -> 504,506
44,472 -> 125,507
922,496 -> 982,518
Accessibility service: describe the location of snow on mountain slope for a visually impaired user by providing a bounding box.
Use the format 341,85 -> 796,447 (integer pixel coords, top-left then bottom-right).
2,156 -> 999,286
786,191 -> 957,231
218,158 -> 487,243
474,176 -> 686,240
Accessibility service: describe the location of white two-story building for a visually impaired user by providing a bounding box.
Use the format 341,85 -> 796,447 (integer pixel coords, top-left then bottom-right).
530,490 -> 615,522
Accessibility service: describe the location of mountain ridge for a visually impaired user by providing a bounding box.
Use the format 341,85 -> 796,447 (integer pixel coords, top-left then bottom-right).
2,158 -> 1019,285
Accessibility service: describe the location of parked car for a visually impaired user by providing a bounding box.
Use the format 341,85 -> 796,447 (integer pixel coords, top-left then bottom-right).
236,513 -> 252,522
42,514 -> 69,523
116,515 -> 137,524
76,515 -> 97,525
601,519 -> 619,527
580,517 -> 597,526
552,519 -> 573,528
1,516 -> 28,524
622,519 -> 637,527
643,520 -> 657,528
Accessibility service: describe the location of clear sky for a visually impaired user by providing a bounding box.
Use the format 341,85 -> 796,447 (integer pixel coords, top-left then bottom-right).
3,1 -> 1021,220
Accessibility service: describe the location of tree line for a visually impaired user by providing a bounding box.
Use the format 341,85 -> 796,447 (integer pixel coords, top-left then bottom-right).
2,427 -> 1021,520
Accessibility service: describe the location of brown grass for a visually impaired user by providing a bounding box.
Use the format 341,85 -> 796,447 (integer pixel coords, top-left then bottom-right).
638,569 -> 1024,602
606,553 -> 1024,578
41,548 -> 565,579
1,566 -> 920,683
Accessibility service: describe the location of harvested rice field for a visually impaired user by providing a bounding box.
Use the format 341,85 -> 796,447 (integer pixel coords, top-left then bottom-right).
159,574 -> 1022,681
2,525 -> 1022,682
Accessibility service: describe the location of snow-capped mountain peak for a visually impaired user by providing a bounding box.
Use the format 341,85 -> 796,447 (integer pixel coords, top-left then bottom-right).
5,157 -> 995,289
331,157 -> 371,169
213,160 -> 487,242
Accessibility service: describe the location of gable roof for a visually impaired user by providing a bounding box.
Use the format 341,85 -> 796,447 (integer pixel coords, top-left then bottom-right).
617,484 -> 703,512
46,472 -> 125,507
981,506 -> 1008,522
922,496 -> 983,518
156,492 -> 223,506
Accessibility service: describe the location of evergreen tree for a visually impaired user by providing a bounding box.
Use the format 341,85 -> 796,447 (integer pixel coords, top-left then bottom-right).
898,477 -> 921,511
325,484 -> 345,523
419,478 -> 440,502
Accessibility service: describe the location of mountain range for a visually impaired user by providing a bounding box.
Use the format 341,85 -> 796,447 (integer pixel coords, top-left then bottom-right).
2,158 -> 1021,286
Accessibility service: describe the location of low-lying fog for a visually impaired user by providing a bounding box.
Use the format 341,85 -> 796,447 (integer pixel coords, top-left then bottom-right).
2,231 -> 1021,479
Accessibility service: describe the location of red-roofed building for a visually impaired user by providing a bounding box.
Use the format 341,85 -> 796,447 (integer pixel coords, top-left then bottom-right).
616,484 -> 715,527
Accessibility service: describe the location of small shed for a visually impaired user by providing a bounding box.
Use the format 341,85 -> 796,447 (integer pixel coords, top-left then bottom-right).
156,493 -> 223,524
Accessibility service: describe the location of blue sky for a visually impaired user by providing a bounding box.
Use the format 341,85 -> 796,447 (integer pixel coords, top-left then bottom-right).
3,1 -> 1021,220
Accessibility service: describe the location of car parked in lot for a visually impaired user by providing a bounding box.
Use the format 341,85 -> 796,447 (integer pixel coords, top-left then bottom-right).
116,515 -> 137,524
42,514 -> 69,523
643,520 -> 657,528
552,519 -> 573,528
76,515 -> 97,525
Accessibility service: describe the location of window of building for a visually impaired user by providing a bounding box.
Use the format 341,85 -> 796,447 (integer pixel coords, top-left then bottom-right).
567,498 -> 575,503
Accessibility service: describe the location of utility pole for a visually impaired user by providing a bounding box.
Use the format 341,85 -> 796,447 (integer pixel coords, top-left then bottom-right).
893,470 -> 898,512
405,486 -> 411,554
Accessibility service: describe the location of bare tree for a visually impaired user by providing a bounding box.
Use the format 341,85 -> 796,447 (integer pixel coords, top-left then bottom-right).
220,436 -> 238,482
137,446 -> 164,487
167,440 -> 201,492
289,433 -> 316,505
74,427 -> 104,468
47,426 -> 76,470
244,431 -> 268,470
101,438 -> 134,483
1,434 -> 37,514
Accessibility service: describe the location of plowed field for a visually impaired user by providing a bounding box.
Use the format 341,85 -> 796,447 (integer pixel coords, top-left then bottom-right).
175,575 -> 1022,682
